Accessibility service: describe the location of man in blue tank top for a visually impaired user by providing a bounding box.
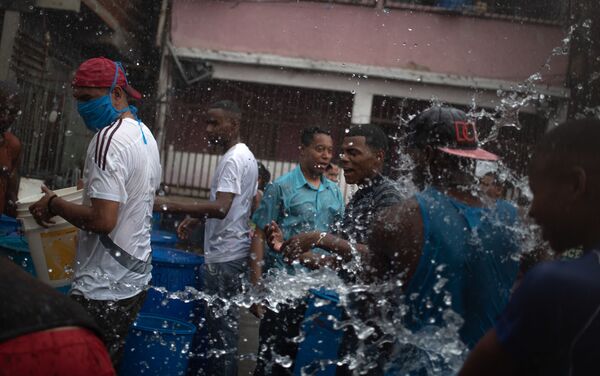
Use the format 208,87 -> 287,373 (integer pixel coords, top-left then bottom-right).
461,118 -> 600,376
369,106 -> 522,374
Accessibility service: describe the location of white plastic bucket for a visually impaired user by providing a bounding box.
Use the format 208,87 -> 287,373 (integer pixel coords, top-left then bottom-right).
16,187 -> 83,289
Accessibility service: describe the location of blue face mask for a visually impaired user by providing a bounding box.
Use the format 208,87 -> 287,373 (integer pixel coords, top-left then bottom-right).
76,61 -> 129,133
76,61 -> 147,144
77,93 -> 127,133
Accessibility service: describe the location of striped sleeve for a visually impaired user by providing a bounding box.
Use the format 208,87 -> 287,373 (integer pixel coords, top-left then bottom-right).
87,119 -> 128,203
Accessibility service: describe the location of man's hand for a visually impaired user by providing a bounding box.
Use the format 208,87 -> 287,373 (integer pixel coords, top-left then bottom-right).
265,221 -> 284,251
177,217 -> 201,240
280,232 -> 320,264
154,196 -> 167,212
5,192 -> 17,218
28,185 -> 57,228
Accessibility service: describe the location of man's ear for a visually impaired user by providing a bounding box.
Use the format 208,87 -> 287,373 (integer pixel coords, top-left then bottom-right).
111,87 -> 127,109
231,116 -> 241,129
423,145 -> 435,163
375,149 -> 385,162
568,166 -> 587,200
298,144 -> 306,157
112,86 -> 124,99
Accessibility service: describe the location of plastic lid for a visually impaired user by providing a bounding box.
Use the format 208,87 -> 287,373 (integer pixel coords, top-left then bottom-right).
17,186 -> 82,209
152,246 -> 204,265
151,231 -> 178,244
309,288 -> 340,303
132,313 -> 196,335
0,234 -> 29,252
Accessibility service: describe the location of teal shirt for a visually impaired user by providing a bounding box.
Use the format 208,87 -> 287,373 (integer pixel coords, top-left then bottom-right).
252,166 -> 344,273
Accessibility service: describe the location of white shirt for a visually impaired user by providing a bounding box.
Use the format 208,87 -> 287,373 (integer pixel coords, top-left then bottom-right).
71,117 -> 161,300
204,143 -> 258,263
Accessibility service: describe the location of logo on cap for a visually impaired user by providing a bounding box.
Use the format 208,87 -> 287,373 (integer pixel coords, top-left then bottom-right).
454,121 -> 477,144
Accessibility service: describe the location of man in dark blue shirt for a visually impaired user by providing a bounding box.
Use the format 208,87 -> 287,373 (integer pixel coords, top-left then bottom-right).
461,118 -> 600,376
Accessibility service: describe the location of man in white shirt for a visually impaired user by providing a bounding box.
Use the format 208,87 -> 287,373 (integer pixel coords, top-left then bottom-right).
155,100 -> 258,376
29,57 -> 161,367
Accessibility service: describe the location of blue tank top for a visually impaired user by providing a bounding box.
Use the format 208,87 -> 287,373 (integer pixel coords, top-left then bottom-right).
404,187 -> 520,349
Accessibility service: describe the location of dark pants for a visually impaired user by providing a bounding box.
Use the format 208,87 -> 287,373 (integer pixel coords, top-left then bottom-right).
71,291 -> 147,368
254,302 -> 307,376
203,259 -> 248,376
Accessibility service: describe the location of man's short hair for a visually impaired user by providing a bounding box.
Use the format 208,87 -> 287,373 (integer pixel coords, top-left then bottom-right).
345,124 -> 388,152
208,100 -> 241,119
257,162 -> 271,184
300,126 -> 331,147
534,118 -> 600,174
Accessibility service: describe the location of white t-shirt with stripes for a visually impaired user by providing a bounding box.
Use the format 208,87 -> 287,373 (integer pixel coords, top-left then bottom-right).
71,117 -> 161,300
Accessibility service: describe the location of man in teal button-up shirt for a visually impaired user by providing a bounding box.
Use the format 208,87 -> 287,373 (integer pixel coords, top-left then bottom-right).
253,162 -> 344,273
250,127 -> 344,376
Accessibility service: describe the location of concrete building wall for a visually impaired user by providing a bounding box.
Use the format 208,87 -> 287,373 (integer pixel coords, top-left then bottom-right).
171,1 -> 568,85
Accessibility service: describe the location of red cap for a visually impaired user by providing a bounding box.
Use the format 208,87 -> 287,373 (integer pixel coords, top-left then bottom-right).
72,57 -> 142,100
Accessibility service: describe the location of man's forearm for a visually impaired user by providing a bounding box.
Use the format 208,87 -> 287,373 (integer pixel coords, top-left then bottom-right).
298,252 -> 339,270
50,198 -> 111,234
318,234 -> 368,262
249,230 -> 265,285
459,329 -> 517,376
4,170 -> 19,217
155,199 -> 229,219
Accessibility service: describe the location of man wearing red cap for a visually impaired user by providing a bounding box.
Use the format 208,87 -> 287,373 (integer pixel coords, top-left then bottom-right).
368,106 -> 522,374
29,57 -> 161,367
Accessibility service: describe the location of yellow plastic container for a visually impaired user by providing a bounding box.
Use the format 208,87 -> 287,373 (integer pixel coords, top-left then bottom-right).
17,187 -> 83,289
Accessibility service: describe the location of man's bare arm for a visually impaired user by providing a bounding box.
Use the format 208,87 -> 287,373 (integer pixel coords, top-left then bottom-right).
368,198 -> 423,283
459,329 -> 517,376
249,228 -> 265,286
310,233 -> 368,262
155,191 -> 235,219
5,143 -> 21,217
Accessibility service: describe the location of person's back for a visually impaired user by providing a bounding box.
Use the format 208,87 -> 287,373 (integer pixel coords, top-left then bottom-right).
0,257 -> 114,375
406,187 -> 520,347
493,252 -> 600,375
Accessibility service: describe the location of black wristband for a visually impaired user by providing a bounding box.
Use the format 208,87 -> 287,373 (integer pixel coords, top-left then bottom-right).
47,195 -> 58,216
